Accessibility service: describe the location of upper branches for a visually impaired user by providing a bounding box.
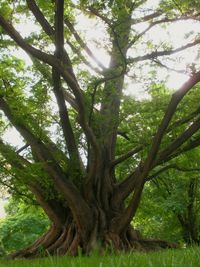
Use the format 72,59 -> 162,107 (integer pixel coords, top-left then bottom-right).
142,71 -> 200,173
64,17 -> 106,71
128,39 -> 200,64
147,163 -> 200,182
127,9 -> 200,63
0,12 -> 99,155
26,0 -> 54,36
113,72 -> 200,209
52,0 -> 81,167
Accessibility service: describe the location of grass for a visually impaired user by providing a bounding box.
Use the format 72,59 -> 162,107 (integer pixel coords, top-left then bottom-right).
0,247 -> 199,267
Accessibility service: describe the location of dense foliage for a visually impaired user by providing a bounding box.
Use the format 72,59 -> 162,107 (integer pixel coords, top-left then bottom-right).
0,199 -> 49,255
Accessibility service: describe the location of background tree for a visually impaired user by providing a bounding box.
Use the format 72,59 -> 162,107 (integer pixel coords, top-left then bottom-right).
0,0 -> 199,258
135,148 -> 200,245
0,198 -> 49,255
117,86 -> 200,245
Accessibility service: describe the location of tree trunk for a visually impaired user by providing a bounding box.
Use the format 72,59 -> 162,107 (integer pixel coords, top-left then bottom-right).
8,172 -> 177,259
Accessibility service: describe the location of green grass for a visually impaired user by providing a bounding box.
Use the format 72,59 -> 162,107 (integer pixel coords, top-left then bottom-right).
0,247 -> 199,267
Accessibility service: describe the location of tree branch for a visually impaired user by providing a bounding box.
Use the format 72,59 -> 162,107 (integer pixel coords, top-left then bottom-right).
87,6 -> 112,26
128,39 -> 200,64
142,71 -> 200,174
64,17 -> 106,71
112,72 -> 200,211
63,89 -> 78,110
0,97 -> 93,237
16,143 -> 30,154
146,164 -> 200,182
159,135 -> 200,164
130,12 -> 200,47
26,0 -> 80,83
31,57 -> 79,110
26,0 -> 54,36
52,0 -> 81,168
167,106 -> 200,132
152,59 -> 186,74
131,11 -> 163,24
156,117 -> 200,164
111,166 -> 141,209
111,146 -> 143,168
0,139 -> 66,225
66,39 -> 103,74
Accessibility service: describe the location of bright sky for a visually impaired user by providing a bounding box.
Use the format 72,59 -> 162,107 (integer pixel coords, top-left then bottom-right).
0,199 -> 7,218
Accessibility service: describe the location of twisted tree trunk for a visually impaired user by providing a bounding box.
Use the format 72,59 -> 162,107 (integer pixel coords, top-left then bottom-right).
8,180 -> 177,259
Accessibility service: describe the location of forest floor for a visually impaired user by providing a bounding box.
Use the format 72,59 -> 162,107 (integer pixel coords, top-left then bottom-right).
0,247 -> 199,267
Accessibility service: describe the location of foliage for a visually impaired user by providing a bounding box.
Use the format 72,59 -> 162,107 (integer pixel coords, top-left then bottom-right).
135,148 -> 200,244
0,199 -> 49,254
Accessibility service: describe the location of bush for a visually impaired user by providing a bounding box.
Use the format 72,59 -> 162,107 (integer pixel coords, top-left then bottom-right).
0,199 -> 49,254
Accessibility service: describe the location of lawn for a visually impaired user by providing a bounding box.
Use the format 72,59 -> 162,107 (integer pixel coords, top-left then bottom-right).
0,247 -> 199,267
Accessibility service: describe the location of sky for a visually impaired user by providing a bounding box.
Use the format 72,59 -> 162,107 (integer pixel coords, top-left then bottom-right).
0,199 -> 7,218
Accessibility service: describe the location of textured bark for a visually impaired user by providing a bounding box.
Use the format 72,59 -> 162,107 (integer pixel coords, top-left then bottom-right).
7,204 -> 177,259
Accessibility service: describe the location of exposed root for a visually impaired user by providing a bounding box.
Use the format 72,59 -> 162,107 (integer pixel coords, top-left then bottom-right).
7,224 -> 178,259
7,226 -> 61,259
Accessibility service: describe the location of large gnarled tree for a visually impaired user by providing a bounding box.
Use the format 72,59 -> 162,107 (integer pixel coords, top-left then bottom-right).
0,0 -> 200,258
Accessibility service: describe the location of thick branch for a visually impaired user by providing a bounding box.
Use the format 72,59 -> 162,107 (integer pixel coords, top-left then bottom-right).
31,57 -> 78,110
115,121 -> 200,232
29,184 -> 66,226
0,15 -> 79,95
52,69 -> 81,165
156,117 -> 200,164
26,0 -> 54,36
63,89 -> 78,110
157,135 -> 200,165
26,0 -> 79,81
52,0 -> 81,167
54,0 -> 64,57
111,167 -> 141,210
0,140 -> 66,225
167,106 -> 200,132
142,72 -> 200,174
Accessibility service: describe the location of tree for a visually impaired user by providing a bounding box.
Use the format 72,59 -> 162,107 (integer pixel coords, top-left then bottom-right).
117,87 -> 200,245
0,0 -> 200,258
134,148 -> 200,245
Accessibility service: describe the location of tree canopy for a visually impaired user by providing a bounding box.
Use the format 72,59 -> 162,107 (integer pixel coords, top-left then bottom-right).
0,0 -> 199,258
